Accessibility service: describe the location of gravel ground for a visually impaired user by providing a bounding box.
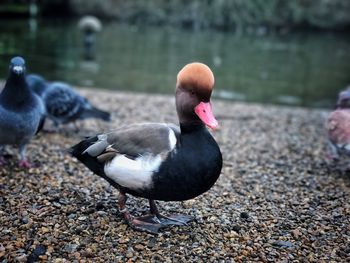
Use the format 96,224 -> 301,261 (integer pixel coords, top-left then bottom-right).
0,89 -> 349,262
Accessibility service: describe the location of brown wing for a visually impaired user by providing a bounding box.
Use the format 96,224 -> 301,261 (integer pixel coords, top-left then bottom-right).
83,123 -> 180,162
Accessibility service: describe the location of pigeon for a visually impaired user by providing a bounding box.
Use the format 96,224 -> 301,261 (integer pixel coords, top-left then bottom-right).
69,63 -> 222,233
0,57 -> 45,168
336,86 -> 350,109
26,74 -> 111,129
78,16 -> 102,60
326,88 -> 350,161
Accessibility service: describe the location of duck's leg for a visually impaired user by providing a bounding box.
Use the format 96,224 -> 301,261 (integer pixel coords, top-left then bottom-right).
18,144 -> 33,168
118,192 -> 162,234
149,200 -> 194,226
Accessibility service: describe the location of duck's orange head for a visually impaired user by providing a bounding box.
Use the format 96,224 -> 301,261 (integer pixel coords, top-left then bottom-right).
175,62 -> 218,130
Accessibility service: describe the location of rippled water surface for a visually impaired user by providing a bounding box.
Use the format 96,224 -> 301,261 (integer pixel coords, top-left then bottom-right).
1,18 -> 349,108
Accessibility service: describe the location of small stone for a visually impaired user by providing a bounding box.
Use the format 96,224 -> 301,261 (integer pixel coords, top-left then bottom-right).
291,228 -> 301,238
21,216 -> 29,224
240,212 -> 249,219
272,240 -> 294,249
68,214 -> 76,219
27,245 -> 47,262
74,252 -> 81,259
97,211 -> 108,216
82,248 -> 94,257
119,238 -> 129,244
41,227 -> 50,234
39,255 -> 48,260
15,254 -> 27,262
64,244 -> 78,253
147,237 -> 157,248
134,244 -> 144,250
232,225 -> 241,232
95,202 -> 105,210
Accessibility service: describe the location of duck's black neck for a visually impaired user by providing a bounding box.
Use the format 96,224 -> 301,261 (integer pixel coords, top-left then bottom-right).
180,122 -> 206,133
0,73 -> 33,108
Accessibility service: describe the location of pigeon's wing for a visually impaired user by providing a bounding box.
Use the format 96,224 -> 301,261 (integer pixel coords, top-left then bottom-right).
26,74 -> 48,96
44,82 -> 84,123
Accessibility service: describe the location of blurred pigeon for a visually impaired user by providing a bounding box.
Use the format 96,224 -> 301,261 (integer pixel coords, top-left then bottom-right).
336,86 -> 350,109
26,74 -> 111,129
78,16 -> 102,60
0,57 -> 45,168
326,89 -> 350,161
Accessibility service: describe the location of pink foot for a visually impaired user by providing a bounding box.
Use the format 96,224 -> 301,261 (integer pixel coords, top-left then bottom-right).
18,159 -> 34,168
325,152 -> 339,162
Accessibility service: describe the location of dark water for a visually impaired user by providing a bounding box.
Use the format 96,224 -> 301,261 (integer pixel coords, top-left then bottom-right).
1,18 -> 350,108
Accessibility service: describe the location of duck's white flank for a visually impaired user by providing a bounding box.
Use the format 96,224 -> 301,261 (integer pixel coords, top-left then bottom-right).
104,154 -> 162,190
168,128 -> 177,150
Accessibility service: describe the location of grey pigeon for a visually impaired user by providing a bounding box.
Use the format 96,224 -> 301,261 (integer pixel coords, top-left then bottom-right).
26,74 -> 111,129
0,57 -> 45,168
336,86 -> 350,109
326,88 -> 350,161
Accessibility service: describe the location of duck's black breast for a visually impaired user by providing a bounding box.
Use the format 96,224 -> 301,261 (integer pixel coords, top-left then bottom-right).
144,124 -> 222,201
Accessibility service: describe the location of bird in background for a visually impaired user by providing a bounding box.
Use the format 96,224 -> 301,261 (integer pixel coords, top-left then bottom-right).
26,74 -> 111,131
0,57 -> 45,168
78,15 -> 102,60
326,87 -> 350,163
69,62 -> 223,234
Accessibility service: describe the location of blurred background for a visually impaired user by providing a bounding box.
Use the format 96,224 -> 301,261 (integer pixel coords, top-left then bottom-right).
0,0 -> 349,108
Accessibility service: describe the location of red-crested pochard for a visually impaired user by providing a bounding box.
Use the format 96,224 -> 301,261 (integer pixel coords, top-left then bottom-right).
70,62 -> 223,233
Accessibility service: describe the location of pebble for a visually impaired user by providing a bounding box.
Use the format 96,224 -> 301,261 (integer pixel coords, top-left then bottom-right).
231,225 -> 241,232
272,240 -> 295,249
240,212 -> 249,219
63,244 -> 78,253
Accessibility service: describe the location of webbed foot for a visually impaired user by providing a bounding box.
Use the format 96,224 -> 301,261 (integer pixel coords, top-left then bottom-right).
128,216 -> 163,234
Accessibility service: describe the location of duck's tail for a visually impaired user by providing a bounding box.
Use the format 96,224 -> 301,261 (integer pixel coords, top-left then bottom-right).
68,136 -> 105,176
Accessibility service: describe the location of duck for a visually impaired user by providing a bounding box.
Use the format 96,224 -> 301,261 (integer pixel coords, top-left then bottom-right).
69,62 -> 223,233
26,74 -> 111,130
0,57 -> 45,168
326,88 -> 350,160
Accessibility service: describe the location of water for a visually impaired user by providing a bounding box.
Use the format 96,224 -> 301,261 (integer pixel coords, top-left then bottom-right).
0,18 -> 349,108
